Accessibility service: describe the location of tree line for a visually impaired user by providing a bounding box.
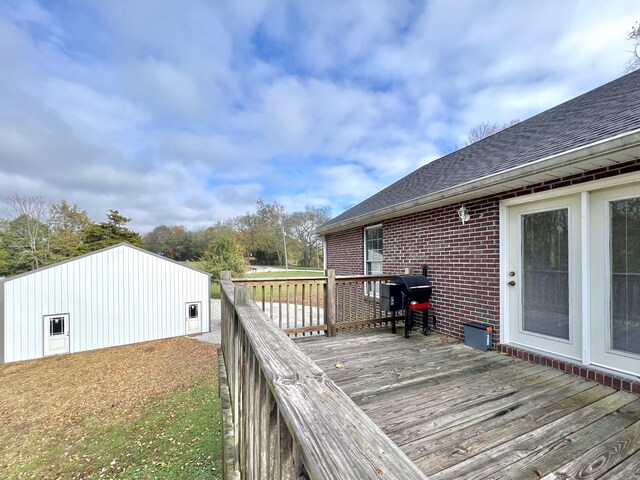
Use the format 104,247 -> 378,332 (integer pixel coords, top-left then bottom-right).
144,200 -> 330,278
0,195 -> 330,279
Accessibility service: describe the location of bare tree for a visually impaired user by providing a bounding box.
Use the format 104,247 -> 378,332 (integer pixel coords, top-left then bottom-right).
2,194 -> 51,269
287,206 -> 331,267
465,119 -> 520,146
627,21 -> 640,72
441,119 -> 520,155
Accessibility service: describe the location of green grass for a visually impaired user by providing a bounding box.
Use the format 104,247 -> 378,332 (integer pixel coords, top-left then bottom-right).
269,265 -> 324,271
210,268 -> 325,299
244,270 -> 324,279
11,377 -> 222,479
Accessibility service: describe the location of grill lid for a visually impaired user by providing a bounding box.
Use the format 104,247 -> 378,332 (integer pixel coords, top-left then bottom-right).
389,274 -> 432,303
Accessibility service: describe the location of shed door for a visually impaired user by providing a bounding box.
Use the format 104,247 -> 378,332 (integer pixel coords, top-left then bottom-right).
44,314 -> 70,356
185,302 -> 202,335
507,195 -> 582,360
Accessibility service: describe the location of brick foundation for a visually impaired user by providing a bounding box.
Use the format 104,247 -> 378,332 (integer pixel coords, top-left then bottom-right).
496,344 -> 640,395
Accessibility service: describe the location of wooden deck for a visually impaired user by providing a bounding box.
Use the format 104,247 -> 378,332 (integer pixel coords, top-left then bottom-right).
295,329 -> 640,479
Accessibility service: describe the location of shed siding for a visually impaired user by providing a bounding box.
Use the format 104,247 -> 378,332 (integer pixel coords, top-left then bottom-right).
325,157 -> 640,347
3,245 -> 210,363
0,280 -> 4,363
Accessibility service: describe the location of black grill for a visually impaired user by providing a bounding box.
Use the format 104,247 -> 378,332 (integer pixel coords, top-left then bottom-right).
381,266 -> 432,338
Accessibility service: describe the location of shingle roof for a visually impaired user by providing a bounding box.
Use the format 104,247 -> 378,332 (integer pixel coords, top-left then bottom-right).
323,69 -> 640,229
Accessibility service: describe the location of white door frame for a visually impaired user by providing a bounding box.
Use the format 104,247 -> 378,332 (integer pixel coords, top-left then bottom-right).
505,195 -> 582,360
589,185 -> 640,376
43,313 -> 70,357
185,301 -> 202,335
500,171 -> 640,369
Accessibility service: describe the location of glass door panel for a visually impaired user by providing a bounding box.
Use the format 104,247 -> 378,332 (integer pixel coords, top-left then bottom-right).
521,209 -> 570,339
610,198 -> 640,355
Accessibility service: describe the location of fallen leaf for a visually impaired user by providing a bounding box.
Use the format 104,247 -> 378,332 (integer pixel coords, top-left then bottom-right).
534,468 -> 544,478
335,363 -> 345,369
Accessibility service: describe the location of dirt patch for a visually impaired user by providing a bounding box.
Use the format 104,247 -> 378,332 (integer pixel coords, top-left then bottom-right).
0,337 -> 218,473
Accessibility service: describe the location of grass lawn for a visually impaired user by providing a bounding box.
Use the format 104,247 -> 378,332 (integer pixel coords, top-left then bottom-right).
0,337 -> 221,479
243,270 -> 324,279
209,268 -> 325,299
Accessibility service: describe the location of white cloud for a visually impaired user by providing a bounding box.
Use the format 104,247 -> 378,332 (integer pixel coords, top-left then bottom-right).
0,0 -> 638,232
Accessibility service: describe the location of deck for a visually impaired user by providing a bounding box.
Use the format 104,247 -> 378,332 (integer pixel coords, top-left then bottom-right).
295,329 -> 640,479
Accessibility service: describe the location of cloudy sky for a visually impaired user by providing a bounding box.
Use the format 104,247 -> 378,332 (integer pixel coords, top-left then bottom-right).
0,1 -> 638,232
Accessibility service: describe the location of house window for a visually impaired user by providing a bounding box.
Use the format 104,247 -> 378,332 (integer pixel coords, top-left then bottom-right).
365,226 -> 383,295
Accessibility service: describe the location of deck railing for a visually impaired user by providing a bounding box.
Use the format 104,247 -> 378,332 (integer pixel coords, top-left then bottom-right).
232,270 -> 403,337
219,272 -> 426,479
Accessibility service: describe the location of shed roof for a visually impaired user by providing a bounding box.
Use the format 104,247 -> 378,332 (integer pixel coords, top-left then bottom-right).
319,69 -> 640,234
1,243 -> 210,283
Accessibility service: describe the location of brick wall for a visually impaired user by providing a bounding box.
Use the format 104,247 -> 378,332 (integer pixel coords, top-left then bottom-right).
325,157 -> 640,351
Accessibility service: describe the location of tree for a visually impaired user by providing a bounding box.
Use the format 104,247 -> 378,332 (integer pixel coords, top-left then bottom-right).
0,215 -> 50,275
200,229 -> 248,280
287,206 -> 331,267
627,21 -> 640,72
143,225 -> 173,256
464,120 -> 520,146
143,224 -> 212,261
1,195 -> 51,271
81,210 -> 143,252
235,200 -> 287,265
48,200 -> 92,261
440,120 -> 520,155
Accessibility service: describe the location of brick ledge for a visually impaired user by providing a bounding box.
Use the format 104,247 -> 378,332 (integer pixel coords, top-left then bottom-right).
497,344 -> 640,396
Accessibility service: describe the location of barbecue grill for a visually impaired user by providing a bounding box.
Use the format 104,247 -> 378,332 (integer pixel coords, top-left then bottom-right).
381,266 -> 432,338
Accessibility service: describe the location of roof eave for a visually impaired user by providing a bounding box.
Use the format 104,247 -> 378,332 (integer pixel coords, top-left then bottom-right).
317,129 -> 640,235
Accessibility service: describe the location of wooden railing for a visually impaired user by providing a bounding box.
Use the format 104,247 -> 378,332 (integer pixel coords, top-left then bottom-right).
232,270 -> 403,337
219,272 -> 427,480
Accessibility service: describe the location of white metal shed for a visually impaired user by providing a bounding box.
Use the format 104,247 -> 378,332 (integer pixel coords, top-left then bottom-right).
0,243 -> 211,363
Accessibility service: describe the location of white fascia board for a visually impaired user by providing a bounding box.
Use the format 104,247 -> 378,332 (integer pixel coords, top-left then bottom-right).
318,130 -> 640,235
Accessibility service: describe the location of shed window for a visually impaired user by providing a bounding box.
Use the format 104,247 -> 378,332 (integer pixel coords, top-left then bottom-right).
188,304 -> 198,318
50,317 -> 65,336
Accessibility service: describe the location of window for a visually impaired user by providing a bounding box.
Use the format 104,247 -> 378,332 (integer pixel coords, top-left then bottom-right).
188,304 -> 198,318
49,317 -> 65,336
365,226 -> 383,295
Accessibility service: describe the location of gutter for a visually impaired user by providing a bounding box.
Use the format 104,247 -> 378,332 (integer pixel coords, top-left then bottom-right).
317,129 -> 640,235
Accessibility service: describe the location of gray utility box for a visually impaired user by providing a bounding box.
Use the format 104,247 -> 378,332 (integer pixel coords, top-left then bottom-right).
380,282 -> 403,312
464,323 -> 493,351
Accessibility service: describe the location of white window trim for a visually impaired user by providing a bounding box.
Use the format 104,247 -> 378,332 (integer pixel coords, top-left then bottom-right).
364,224 -> 383,297
364,224 -> 383,274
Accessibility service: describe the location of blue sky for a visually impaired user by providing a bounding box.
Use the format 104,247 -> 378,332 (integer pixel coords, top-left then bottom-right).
0,0 -> 638,232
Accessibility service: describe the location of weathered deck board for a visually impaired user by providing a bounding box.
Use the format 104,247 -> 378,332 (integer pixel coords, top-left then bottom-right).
296,329 -> 640,479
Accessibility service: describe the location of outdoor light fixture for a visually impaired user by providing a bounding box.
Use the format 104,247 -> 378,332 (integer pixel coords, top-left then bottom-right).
457,206 -> 470,225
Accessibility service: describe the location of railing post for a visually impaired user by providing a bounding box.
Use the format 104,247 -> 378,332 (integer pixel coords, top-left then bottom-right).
235,284 -> 249,306
325,268 -> 336,337
221,270 -> 232,281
